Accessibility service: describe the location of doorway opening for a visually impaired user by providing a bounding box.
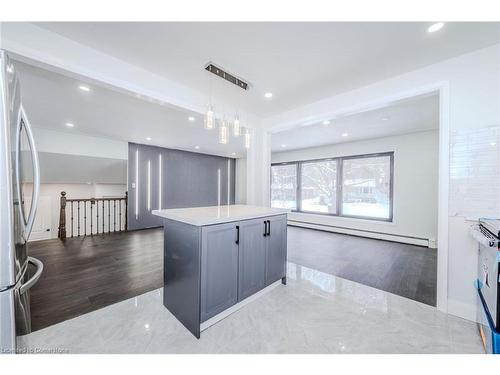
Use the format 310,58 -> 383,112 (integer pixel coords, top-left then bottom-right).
270,86 -> 447,308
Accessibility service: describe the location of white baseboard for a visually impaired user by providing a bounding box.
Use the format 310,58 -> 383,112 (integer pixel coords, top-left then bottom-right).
288,220 -> 430,247
200,280 -> 282,332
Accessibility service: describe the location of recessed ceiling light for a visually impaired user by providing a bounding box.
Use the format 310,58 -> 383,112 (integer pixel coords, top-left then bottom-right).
188,116 -> 195,122
145,137 -> 152,141
195,145 -> 200,150
381,117 -> 389,121
281,144 -> 287,148
264,92 -> 273,99
79,85 -> 90,92
65,122 -> 74,128
322,120 -> 330,125
428,22 -> 444,33
341,133 -> 349,137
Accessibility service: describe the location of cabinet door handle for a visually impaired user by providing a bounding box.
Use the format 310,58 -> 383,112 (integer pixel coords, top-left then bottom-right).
263,221 -> 267,237
267,220 -> 271,236
236,225 -> 240,244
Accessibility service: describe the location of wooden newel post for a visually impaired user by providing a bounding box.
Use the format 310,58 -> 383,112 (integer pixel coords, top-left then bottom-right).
125,191 -> 128,231
58,191 -> 67,239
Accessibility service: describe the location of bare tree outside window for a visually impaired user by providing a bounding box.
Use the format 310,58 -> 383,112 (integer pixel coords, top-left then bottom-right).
300,160 -> 337,213
271,164 -> 297,209
270,152 -> 393,221
342,155 -> 391,219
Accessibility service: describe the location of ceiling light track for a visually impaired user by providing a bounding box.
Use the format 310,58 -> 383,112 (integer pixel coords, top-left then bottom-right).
205,63 -> 250,91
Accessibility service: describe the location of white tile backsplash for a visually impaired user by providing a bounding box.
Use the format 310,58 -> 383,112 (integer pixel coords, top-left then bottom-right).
450,125 -> 500,219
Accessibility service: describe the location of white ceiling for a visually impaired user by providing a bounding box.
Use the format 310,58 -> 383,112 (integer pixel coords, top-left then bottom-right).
34,22 -> 500,118
14,61 -> 248,158
271,93 -> 439,152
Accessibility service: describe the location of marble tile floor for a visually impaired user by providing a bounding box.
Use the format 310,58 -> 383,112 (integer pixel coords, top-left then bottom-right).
18,263 -> 484,354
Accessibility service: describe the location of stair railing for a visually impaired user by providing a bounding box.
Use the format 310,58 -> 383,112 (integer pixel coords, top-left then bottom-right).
58,191 -> 128,239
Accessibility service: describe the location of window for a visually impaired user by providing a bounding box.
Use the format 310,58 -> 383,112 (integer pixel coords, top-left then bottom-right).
341,155 -> 392,220
300,160 -> 337,214
270,152 -> 393,221
271,163 -> 297,210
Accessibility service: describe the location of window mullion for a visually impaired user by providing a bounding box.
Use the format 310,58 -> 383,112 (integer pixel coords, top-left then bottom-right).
337,157 -> 343,216
296,162 -> 301,212
389,153 -> 394,222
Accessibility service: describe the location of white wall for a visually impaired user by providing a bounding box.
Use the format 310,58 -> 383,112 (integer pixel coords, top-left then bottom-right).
23,183 -> 127,239
94,184 -> 127,198
265,44 -> 500,321
272,130 -> 439,245
245,128 -> 271,206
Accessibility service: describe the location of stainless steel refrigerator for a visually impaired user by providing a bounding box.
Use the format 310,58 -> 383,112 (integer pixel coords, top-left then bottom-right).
0,50 -> 43,354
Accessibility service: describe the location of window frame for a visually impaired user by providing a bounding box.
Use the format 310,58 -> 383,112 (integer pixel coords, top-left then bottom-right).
269,161 -> 300,211
270,151 -> 394,222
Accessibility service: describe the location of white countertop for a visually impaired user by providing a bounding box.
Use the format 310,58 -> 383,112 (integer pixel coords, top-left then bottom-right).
152,205 -> 289,226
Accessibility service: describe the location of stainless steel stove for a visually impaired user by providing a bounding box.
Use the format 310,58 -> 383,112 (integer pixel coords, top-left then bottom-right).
471,218 -> 500,353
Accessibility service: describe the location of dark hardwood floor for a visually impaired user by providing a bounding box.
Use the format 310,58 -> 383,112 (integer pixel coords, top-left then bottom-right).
287,226 -> 437,306
27,228 -> 163,332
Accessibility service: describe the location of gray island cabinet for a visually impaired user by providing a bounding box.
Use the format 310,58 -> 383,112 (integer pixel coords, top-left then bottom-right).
152,205 -> 288,338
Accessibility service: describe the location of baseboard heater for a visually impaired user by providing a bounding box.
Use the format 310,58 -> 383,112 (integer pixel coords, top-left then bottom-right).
287,219 -> 431,247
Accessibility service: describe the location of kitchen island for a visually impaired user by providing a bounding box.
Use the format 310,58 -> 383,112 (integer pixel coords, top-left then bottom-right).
152,205 -> 289,338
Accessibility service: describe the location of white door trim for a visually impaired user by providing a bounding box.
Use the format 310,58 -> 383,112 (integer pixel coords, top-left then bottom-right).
270,81 -> 450,313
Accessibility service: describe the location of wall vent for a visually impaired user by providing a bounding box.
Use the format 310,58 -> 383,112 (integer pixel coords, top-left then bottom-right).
205,63 -> 250,91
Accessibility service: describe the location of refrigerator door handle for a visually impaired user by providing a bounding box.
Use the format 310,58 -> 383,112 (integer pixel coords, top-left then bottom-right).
15,105 -> 40,239
19,257 -> 43,295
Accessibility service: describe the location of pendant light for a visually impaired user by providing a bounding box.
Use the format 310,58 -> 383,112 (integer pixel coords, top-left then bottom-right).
205,64 -> 215,130
219,119 -> 228,144
244,128 -> 251,149
232,115 -> 240,137
205,106 -> 215,130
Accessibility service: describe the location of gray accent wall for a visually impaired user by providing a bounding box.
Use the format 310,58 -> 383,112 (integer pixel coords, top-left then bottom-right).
128,142 -> 236,230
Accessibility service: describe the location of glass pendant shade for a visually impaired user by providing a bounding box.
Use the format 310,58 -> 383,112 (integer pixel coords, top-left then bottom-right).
219,120 -> 228,144
205,106 -> 215,130
232,117 -> 240,137
244,129 -> 251,149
